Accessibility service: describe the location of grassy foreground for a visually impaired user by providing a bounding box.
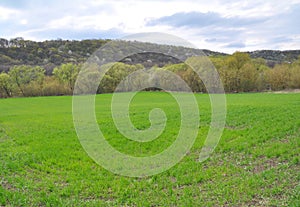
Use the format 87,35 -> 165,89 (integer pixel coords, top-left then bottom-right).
0,92 -> 299,206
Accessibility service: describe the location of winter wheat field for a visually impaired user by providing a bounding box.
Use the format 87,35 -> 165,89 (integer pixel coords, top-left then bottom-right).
0,92 -> 299,206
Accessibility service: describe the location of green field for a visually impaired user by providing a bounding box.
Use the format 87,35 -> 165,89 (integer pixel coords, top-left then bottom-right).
0,92 -> 299,206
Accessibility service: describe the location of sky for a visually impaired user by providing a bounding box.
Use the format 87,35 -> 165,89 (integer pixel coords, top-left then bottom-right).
0,0 -> 300,53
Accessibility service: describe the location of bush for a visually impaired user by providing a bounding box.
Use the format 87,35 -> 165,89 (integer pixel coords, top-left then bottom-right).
42,76 -> 71,96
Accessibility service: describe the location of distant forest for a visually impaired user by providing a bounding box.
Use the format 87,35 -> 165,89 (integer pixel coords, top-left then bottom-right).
0,37 -> 300,97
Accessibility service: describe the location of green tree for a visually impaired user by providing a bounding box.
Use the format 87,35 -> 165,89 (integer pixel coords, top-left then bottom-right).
98,63 -> 143,93
266,64 -> 290,91
225,52 -> 251,92
239,63 -> 259,92
9,65 -> 45,96
53,63 -> 80,91
74,63 -> 102,94
289,57 -> 300,88
0,73 -> 12,97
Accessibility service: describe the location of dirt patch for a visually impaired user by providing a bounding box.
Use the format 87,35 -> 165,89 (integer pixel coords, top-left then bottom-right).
212,153 -> 289,174
225,125 -> 249,130
0,179 -> 16,191
243,195 -> 270,207
252,157 -> 283,174
169,176 -> 177,183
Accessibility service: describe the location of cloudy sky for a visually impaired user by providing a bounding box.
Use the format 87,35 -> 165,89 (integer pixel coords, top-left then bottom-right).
0,0 -> 300,53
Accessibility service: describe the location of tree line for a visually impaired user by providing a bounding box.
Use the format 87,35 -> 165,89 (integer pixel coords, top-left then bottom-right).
0,52 -> 299,98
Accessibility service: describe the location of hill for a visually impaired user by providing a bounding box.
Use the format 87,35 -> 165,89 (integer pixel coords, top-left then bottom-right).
247,50 -> 300,67
0,38 -> 226,74
0,37 -> 299,73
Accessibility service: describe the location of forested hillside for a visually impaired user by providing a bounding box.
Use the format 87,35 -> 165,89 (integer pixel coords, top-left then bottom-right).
2,37 -> 300,72
0,37 -> 226,73
0,37 -> 300,98
0,38 -> 110,74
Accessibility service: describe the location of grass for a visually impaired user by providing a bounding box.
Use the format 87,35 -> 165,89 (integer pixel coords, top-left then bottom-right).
0,92 -> 299,206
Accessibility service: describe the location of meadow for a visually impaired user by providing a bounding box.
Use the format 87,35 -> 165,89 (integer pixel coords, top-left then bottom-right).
0,92 -> 299,206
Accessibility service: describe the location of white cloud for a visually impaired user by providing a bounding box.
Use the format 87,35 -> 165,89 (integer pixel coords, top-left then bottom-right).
0,0 -> 299,53
0,6 -> 19,20
20,19 -> 28,25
